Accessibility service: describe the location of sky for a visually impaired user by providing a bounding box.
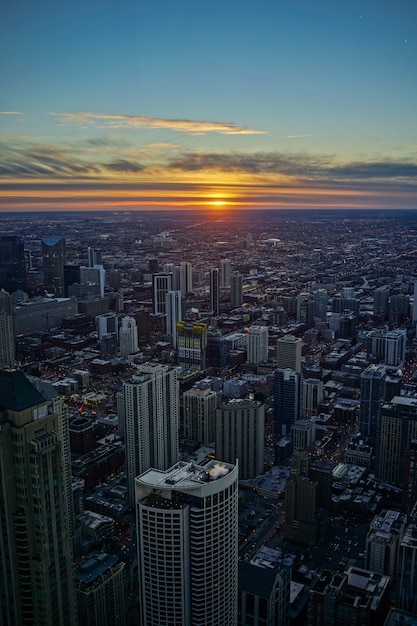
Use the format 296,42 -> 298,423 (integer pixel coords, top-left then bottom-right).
0,0 -> 416,212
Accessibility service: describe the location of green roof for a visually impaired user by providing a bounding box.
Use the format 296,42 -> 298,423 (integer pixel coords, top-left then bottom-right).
0,370 -> 46,411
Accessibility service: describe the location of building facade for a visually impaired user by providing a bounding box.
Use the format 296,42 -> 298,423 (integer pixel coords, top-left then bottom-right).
136,459 -> 238,626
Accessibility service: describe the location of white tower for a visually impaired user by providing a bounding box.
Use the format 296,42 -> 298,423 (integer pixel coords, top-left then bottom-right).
119,316 -> 139,360
120,363 -> 179,502
136,459 -> 238,626
247,325 -> 268,364
165,290 -> 184,349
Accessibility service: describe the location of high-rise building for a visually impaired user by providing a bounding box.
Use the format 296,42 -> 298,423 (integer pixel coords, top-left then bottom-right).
274,368 -> 302,438
0,370 -> 76,625
96,312 -> 118,341
183,379 -> 218,443
152,272 -> 172,314
87,247 -> 102,267
216,398 -> 265,479
275,335 -> 302,373
0,234 -> 27,294
402,439 -> 417,514
397,503 -> 417,614
413,280 -> 417,327
74,551 -> 126,626
385,329 -> 407,367
119,316 -> 139,359
230,272 -> 243,308
373,285 -> 390,317
41,237 -> 66,296
238,561 -> 290,626
210,268 -> 220,316
302,378 -> 323,417
220,258 -> 231,288
0,289 -> 15,368
176,321 -> 207,371
247,325 -> 268,364
365,509 -> 406,578
359,364 -> 386,438
376,396 -> 417,487
119,363 -> 179,502
313,289 -> 328,323
136,459 -> 238,626
165,290 -> 184,349
179,261 -> 193,295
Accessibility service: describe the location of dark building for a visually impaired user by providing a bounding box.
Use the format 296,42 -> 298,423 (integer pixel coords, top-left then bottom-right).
238,561 -> 290,626
0,234 -> 27,293
210,267 -> 220,316
69,417 -> 96,455
42,237 -> 66,296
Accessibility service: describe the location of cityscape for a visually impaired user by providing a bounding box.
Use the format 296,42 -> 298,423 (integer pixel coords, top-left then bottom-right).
1,207 -> 417,624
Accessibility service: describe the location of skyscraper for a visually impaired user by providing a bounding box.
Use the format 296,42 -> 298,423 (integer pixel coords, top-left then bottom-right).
165,290 -> 184,349
210,268 -> 220,316
220,258 -> 231,288
136,459 -> 238,626
216,398 -> 265,479
0,289 -> 15,369
176,321 -> 207,371
179,261 -> 193,295
274,368 -> 302,437
152,272 -> 172,314
183,379 -> 218,443
275,334 -> 302,373
359,363 -> 386,438
230,272 -> 243,308
41,237 -> 66,296
247,325 -> 269,364
119,316 -> 139,360
119,363 -> 179,502
0,370 -> 76,625
0,234 -> 27,294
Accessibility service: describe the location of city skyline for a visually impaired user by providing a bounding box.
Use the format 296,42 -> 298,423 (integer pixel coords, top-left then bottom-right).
1,0 -> 416,212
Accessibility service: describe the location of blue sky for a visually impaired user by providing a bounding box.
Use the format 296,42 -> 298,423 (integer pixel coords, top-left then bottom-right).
1,0 -> 416,210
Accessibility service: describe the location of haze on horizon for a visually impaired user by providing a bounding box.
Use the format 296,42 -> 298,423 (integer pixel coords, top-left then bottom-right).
1,0 -> 416,212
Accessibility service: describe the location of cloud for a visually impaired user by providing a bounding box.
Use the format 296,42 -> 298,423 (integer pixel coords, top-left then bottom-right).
49,111 -> 266,135
0,111 -> 24,115
105,159 -> 146,173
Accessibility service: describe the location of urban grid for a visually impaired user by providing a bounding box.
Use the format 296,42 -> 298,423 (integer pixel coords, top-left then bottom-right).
1,208 -> 417,624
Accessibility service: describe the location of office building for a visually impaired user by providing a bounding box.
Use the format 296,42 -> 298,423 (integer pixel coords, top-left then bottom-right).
285,472 -> 319,544
119,363 -> 179,502
183,379 -> 218,443
332,287 -> 360,316
179,261 -> 193,295
176,321 -> 207,371
302,378 -> 323,417
373,285 -> 390,317
230,271 -> 243,308
87,247 -> 102,267
376,396 -> 417,487
385,329 -> 407,367
313,288 -> 328,322
274,368 -> 302,437
238,561 -> 290,626
74,551 -> 126,626
402,439 -> 417,514
359,364 -> 386,438
0,370 -> 76,625
221,258 -> 231,288
165,290 -> 184,349
365,509 -> 406,578
296,291 -> 314,327
136,459 -> 238,626
308,567 -> 391,626
119,315 -> 139,359
0,289 -> 15,368
13,295 -> 78,335
152,272 -> 172,314
275,335 -> 302,373
96,312 -> 118,341
247,325 -> 268,364
41,237 -> 66,296
210,268 -> 220,316
291,419 -> 317,452
0,234 -> 27,294
216,398 -> 265,479
397,504 -> 417,614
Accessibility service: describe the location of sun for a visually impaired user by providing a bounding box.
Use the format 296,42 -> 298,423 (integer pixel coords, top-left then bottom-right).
211,200 -> 227,207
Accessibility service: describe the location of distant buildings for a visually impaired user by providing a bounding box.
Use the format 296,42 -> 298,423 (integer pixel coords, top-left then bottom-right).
136,459 -> 238,626
0,234 -> 27,294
